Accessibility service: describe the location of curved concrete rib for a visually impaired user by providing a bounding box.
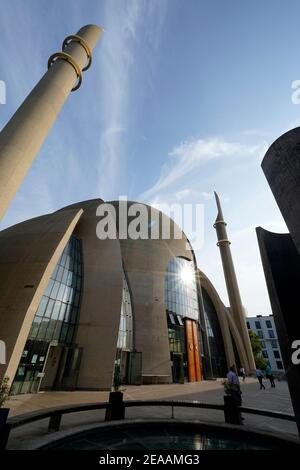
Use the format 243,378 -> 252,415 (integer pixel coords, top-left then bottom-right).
0,208 -> 83,384
261,126 -> 300,256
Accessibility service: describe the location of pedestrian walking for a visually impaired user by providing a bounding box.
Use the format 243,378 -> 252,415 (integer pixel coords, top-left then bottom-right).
265,364 -> 276,388
255,367 -> 265,390
239,367 -> 246,382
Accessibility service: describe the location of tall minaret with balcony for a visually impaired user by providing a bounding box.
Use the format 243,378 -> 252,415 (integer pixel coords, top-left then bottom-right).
214,192 -> 255,372
0,25 -> 102,221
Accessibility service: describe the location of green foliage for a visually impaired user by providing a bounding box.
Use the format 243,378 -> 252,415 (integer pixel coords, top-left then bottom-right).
255,355 -> 267,370
0,376 -> 10,408
248,330 -> 267,370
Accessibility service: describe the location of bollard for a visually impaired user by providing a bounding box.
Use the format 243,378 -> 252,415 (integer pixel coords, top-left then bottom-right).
0,408 -> 10,450
105,391 -> 125,421
48,412 -> 62,432
0,424 -> 11,450
224,395 -> 242,425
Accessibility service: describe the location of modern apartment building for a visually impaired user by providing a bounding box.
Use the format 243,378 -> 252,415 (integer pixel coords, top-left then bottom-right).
246,315 -> 284,373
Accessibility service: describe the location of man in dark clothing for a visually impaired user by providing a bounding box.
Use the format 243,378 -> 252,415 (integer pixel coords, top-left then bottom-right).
256,368 -> 266,390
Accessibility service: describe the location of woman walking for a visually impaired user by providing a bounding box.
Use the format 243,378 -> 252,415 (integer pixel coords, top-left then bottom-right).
265,364 -> 276,388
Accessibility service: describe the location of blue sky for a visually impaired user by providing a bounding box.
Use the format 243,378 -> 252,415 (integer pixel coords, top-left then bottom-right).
0,0 -> 299,315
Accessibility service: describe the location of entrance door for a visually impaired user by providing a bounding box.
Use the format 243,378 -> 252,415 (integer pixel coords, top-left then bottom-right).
55,347 -> 83,390
39,345 -> 63,391
120,350 -> 129,384
127,351 -> 142,385
172,352 -> 184,383
114,350 -> 142,385
185,319 -> 202,382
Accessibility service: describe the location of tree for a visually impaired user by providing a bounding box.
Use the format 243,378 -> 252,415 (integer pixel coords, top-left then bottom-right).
248,330 -> 267,370
0,377 -> 10,408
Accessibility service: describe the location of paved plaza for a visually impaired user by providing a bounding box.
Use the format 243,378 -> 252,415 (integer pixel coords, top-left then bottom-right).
5,378 -> 299,449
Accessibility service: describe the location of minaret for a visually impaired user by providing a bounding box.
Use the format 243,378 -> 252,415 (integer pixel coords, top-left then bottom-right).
214,192 -> 255,372
0,25 -> 102,221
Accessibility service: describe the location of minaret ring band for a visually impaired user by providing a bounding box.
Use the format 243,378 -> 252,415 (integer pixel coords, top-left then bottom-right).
213,219 -> 227,228
217,239 -> 231,246
62,35 -> 92,71
48,52 -> 82,91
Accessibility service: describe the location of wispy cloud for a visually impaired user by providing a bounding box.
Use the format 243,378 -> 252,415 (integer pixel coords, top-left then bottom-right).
175,189 -> 214,201
95,0 -> 168,198
0,0 -> 169,228
141,136 -> 268,200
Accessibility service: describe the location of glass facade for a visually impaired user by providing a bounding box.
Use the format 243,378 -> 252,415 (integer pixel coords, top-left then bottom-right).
11,235 -> 83,395
165,257 -> 200,382
117,273 -> 133,351
114,272 -> 134,386
165,257 -> 199,321
168,324 -> 185,354
201,287 -> 227,378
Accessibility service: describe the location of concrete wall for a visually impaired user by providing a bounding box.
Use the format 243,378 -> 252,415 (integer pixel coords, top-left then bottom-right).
60,200 -> 123,390
0,197 -> 253,391
256,227 -> 300,434
0,208 -> 83,383
198,270 -> 235,370
110,201 -> 194,384
198,269 -> 252,373
262,127 -> 300,257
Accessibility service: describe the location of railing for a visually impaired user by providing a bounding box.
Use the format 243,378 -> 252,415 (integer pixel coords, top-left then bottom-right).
8,402 -> 109,432
1,395 -> 297,449
125,400 -> 296,422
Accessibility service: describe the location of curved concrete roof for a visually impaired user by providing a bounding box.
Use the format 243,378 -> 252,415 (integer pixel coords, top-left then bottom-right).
261,126 -> 300,255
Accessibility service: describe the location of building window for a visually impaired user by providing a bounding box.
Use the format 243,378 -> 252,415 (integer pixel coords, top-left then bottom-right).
260,340 -> 266,348
165,257 -> 199,321
266,320 -> 272,329
165,257 -> 201,382
255,321 -> 261,329
268,330 -> 275,339
117,272 -> 133,351
257,330 -> 264,339
168,324 -> 185,354
262,350 -> 268,358
114,272 -> 134,386
246,322 -> 250,329
201,287 -> 227,379
11,235 -> 83,395
276,361 -> 283,370
273,350 -> 280,359
271,340 -> 278,349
